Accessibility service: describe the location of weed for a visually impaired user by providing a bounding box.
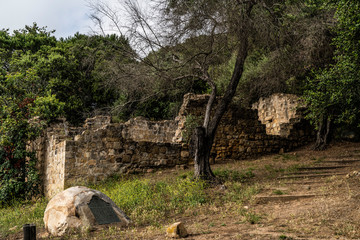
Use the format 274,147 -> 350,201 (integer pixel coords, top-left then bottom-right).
264,164 -> 285,177
239,209 -> 261,224
177,171 -> 193,179
334,222 -> 358,238
313,156 -> 326,163
284,164 -> 302,173
273,189 -> 285,195
224,182 -> 260,203
213,168 -> 255,182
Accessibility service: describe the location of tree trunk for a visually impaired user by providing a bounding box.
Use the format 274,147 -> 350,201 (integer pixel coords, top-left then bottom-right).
193,126 -> 216,181
313,115 -> 332,150
192,1 -> 254,182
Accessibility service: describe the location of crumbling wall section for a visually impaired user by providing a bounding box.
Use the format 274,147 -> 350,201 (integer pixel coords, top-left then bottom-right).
35,116 -> 185,197
252,93 -> 305,137
64,119 -> 184,187
176,93 -> 313,162
124,117 -> 178,143
34,93 -> 314,198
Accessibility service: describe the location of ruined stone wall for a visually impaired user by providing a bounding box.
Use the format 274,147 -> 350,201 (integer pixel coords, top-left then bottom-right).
64,119 -> 184,187
34,116 -> 185,197
30,122 -> 75,198
252,94 -> 305,137
34,93 -> 314,198
124,117 -> 177,143
177,93 -> 313,162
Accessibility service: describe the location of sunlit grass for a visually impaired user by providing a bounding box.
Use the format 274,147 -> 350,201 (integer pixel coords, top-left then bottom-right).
0,168 -> 260,238
0,198 -> 47,237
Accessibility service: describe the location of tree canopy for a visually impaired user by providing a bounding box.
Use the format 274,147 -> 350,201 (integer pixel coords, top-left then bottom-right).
304,0 -> 360,149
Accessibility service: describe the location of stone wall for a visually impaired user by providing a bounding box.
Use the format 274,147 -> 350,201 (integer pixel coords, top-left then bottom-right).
177,93 -> 313,162
64,119 -> 183,188
33,93 -> 314,198
124,117 -> 177,143
252,94 -> 305,137
33,117 -> 185,198
31,122 -> 75,198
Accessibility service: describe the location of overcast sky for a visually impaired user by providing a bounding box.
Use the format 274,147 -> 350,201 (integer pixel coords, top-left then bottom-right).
0,0 -> 151,39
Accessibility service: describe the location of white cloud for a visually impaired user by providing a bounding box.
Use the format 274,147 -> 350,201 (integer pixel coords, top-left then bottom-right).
0,0 -> 153,39
0,0 -> 94,38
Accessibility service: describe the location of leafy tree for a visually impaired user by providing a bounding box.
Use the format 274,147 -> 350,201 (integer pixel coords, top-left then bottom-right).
0,24 -> 136,202
304,0 -> 360,149
0,69 -> 64,205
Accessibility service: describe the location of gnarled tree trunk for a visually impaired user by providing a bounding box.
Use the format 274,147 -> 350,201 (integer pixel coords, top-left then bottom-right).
193,126 -> 216,180
313,115 -> 332,150
193,2 -> 253,181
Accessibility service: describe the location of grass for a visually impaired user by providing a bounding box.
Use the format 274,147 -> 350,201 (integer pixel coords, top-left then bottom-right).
213,168 -> 255,182
88,175 -> 208,226
279,235 -> 294,240
273,189 -> 285,195
0,167 -> 261,238
0,198 -> 47,237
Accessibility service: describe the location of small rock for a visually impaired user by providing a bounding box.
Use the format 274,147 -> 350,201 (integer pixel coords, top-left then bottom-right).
8,226 -> 17,231
218,184 -> 227,191
39,231 -> 50,238
166,222 -> 188,238
346,171 -> 360,178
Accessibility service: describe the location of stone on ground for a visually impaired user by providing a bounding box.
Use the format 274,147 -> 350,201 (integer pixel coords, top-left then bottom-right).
43,186 -> 130,236
166,222 -> 188,238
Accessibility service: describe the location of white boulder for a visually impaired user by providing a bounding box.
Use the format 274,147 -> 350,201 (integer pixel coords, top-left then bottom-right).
43,186 -> 130,236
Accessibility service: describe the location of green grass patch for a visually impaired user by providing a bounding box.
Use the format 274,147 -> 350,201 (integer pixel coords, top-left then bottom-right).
273,189 -> 285,195
223,182 -> 260,203
279,235 -> 294,240
239,209 -> 262,224
0,198 -> 47,238
89,176 -> 207,226
213,168 -> 255,182
0,168 -> 262,237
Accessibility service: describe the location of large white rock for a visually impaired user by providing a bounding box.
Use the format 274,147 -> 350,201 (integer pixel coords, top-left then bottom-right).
43,186 -> 130,236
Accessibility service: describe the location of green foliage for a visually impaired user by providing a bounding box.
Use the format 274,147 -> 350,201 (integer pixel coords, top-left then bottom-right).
0,25 -> 138,202
304,0 -> 360,132
279,235 -> 294,240
32,93 -> 65,122
209,52 -> 237,95
273,189 -> 285,195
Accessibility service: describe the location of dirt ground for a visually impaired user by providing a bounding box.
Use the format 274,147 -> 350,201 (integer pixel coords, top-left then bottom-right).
7,141 -> 360,240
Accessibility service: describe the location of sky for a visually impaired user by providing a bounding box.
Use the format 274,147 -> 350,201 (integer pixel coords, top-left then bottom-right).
0,0 -> 128,39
